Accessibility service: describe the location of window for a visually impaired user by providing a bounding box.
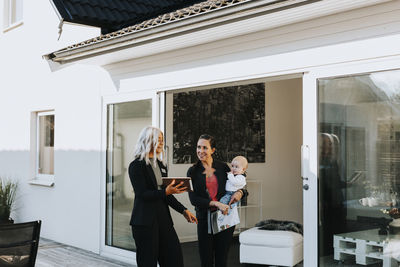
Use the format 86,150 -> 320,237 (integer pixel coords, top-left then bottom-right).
37,112 -> 55,176
3,0 -> 23,30
106,100 -> 152,250
318,69 -> 400,266
30,111 -> 55,186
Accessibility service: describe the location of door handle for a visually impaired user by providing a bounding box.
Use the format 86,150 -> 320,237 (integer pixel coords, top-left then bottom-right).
301,145 -> 310,180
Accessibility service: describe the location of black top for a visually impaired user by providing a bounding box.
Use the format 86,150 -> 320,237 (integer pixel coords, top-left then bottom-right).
52,0 -> 204,34
128,158 -> 186,226
187,160 -> 239,219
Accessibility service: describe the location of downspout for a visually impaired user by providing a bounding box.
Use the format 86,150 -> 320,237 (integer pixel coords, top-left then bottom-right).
57,18 -> 64,41
48,0 -> 68,40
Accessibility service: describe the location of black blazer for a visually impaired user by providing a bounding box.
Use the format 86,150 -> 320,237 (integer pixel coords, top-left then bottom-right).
128,158 -> 186,226
187,160 -> 230,220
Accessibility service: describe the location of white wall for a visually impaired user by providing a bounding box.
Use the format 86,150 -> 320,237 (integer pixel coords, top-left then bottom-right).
262,78 -> 303,223
0,0 -> 106,253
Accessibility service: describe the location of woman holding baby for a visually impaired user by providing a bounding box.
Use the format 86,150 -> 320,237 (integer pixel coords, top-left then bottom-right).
187,134 -> 248,267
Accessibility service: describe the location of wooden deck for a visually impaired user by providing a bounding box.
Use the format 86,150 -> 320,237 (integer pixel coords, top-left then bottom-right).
36,238 -> 131,267
35,237 -> 245,267
36,237 -> 305,267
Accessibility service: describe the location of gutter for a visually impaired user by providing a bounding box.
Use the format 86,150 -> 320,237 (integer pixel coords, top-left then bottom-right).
43,0 -> 391,66
43,0 -> 315,64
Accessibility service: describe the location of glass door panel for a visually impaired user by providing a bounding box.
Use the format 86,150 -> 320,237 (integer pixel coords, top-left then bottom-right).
318,69 -> 400,266
106,99 -> 152,250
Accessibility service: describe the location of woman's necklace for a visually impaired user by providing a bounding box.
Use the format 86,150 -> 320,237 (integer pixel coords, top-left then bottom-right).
203,162 -> 215,179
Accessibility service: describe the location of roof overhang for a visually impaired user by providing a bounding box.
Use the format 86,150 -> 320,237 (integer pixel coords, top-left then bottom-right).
49,0 -> 205,34
43,0 -> 392,68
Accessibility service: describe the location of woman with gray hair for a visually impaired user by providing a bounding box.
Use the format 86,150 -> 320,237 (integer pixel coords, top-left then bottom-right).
129,126 -> 197,267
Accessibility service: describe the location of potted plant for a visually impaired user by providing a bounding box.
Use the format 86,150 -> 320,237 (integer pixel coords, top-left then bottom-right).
0,178 -> 18,224
381,207 -> 400,234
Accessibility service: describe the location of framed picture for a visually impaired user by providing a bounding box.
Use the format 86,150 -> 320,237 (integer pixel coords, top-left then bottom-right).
173,83 -> 265,163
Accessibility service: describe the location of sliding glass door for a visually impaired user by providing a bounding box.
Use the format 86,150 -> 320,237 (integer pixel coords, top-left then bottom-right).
317,69 -> 400,266
105,99 -> 152,251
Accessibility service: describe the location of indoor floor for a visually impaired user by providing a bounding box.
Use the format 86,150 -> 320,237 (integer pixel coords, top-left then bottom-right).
181,236 -> 304,267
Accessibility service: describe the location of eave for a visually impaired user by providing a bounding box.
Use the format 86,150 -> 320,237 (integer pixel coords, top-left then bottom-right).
43,0 -> 392,68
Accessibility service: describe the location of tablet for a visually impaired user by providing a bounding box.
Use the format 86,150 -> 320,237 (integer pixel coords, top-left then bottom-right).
162,177 -> 193,192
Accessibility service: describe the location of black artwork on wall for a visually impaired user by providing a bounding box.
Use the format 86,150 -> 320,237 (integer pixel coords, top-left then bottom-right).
173,83 -> 265,164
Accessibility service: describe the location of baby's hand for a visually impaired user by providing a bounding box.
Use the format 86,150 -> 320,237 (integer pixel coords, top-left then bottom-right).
227,171 -> 233,175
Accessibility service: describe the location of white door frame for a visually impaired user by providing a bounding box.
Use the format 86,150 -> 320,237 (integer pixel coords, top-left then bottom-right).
302,55 -> 400,266
97,56 -> 400,264
302,71 -> 319,267
99,90 -> 158,264
99,73 -> 307,263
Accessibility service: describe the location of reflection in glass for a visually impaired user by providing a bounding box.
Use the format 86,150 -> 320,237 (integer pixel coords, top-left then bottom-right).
318,69 -> 400,266
106,100 -> 152,251
38,114 -> 54,175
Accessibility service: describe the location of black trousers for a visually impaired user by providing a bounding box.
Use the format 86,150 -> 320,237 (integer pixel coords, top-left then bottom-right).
197,218 -> 235,267
132,219 -> 184,267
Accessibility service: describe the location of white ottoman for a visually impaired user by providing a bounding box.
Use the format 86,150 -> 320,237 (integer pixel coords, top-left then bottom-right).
239,227 -> 303,266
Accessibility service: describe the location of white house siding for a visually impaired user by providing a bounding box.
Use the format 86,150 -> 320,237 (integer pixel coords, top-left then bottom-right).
0,0 -> 104,253
104,0 -> 400,90
1,0 -> 400,262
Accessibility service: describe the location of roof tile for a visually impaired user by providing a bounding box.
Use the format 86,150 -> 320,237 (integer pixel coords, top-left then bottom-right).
53,0 -> 206,31
53,0 -> 250,53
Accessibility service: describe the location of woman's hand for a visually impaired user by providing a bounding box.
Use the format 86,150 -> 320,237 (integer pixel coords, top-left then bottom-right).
165,180 -> 187,196
210,201 -> 230,215
183,209 -> 198,224
228,190 -> 243,207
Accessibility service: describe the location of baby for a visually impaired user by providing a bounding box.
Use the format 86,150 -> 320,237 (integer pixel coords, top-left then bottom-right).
220,156 -> 248,208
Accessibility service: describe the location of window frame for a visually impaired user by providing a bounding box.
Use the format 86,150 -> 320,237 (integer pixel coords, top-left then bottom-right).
30,110 -> 55,187
3,0 -> 23,32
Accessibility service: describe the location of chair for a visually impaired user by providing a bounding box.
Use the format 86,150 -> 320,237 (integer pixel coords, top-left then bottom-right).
0,221 -> 42,267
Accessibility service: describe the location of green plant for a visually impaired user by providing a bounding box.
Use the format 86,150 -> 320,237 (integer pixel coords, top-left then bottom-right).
0,178 -> 18,222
